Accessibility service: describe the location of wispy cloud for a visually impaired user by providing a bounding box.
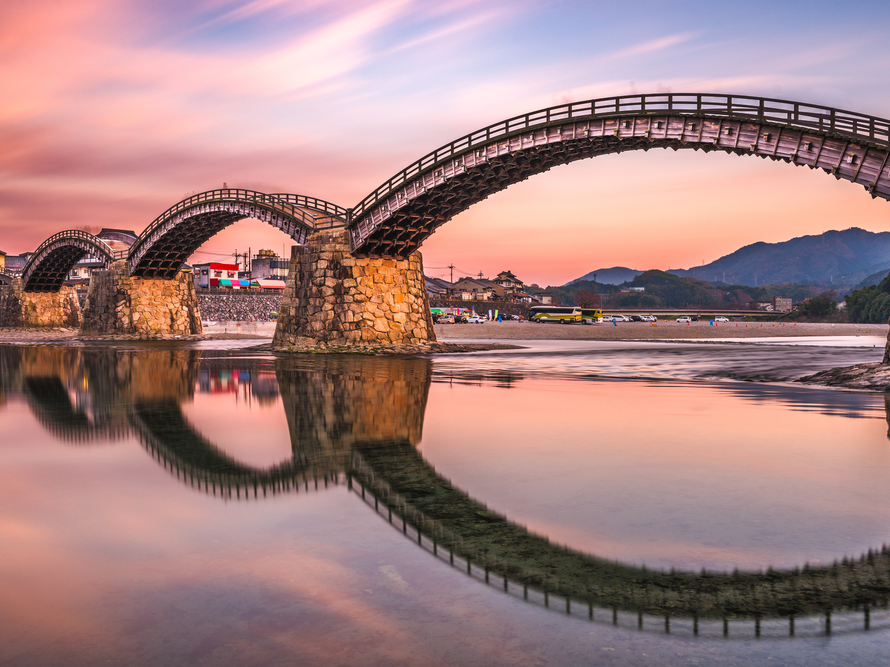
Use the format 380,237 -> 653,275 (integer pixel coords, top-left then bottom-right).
3,0 -> 890,279
600,32 -> 699,61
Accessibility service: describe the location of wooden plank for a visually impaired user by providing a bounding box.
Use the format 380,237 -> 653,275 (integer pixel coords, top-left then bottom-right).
811,136 -> 827,169
770,127 -> 783,156
833,140 -> 851,177
851,146 -> 871,183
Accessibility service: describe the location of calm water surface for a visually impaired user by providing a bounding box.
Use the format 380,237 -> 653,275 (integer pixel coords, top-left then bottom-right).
1,339 -> 889,666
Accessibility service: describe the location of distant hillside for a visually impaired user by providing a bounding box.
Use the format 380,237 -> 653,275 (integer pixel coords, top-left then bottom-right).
667,228 -> 890,289
569,266 -> 642,285
848,269 -> 890,295
611,270 -> 772,309
543,271 -> 774,309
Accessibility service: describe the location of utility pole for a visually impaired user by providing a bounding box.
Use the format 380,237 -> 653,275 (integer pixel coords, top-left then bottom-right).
448,263 -> 455,283
477,270 -> 484,280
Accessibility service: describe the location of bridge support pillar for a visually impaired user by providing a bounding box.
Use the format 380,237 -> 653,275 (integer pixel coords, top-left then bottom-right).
272,229 -> 435,351
81,261 -> 202,336
0,280 -> 81,328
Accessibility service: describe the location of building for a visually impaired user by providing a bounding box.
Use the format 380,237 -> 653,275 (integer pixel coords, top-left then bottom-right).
494,270 -> 523,290
96,228 -> 138,248
0,250 -> 5,273
513,291 -> 540,304
773,296 -> 792,312
193,262 -> 240,289
452,277 -> 497,301
3,252 -> 31,275
492,270 -> 525,301
250,249 -> 290,281
425,277 -> 453,299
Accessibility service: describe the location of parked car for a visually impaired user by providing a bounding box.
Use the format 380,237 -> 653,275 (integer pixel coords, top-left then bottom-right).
466,315 -> 485,323
438,315 -> 455,324
676,316 -> 692,323
641,315 -> 657,322
630,315 -> 643,322
715,316 -> 729,322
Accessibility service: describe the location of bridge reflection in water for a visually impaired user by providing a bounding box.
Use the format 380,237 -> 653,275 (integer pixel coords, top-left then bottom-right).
4,345 -> 890,639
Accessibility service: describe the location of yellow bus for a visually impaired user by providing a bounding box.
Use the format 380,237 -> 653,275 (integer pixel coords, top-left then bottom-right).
528,306 -> 602,324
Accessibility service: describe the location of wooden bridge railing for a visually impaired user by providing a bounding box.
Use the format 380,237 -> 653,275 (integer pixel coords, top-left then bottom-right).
270,193 -> 349,221
135,189 -> 322,248
349,93 -> 890,223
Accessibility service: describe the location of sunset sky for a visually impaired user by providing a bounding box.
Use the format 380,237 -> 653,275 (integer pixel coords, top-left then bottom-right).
3,0 -> 890,286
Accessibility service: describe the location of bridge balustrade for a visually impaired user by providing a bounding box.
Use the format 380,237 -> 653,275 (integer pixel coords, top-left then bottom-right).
349,93 -> 890,223
137,189 -> 320,242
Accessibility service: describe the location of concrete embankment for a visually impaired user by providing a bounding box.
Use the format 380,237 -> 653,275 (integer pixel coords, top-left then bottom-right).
198,293 -> 281,322
201,321 -> 277,337
76,290 -> 283,323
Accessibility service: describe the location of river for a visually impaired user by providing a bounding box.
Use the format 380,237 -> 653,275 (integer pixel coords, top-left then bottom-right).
1,338 -> 889,666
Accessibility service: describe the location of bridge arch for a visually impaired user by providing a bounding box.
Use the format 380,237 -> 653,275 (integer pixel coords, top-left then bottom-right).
127,189 -> 346,279
128,399 -> 336,496
21,230 -> 118,292
351,438 -> 890,628
348,93 -> 890,256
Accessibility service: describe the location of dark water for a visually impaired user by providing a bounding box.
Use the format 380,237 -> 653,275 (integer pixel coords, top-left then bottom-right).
1,339 -> 890,666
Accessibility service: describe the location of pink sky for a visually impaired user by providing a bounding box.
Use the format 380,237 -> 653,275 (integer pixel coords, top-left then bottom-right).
3,1 -> 890,285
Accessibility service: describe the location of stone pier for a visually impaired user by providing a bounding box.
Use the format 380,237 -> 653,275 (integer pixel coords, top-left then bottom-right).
81,261 -> 202,336
0,280 -> 81,328
277,355 -> 432,470
272,229 -> 435,351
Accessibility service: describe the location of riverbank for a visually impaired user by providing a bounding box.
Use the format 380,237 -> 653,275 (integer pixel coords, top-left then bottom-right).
1,320 -> 884,344
435,320 -> 886,341
0,325 -> 521,355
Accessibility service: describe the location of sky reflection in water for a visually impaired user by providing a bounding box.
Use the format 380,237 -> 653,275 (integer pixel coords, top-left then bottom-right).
1,341 -> 889,666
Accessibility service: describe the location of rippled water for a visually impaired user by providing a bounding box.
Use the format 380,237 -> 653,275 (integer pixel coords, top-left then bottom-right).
1,339 -> 889,666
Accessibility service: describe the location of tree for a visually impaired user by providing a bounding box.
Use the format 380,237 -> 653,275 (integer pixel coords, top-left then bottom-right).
796,290 -> 838,319
846,272 -> 890,323
573,289 -> 601,308
618,293 -> 657,308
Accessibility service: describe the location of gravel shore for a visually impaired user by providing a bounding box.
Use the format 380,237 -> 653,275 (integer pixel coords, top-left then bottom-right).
1,320 -> 885,347
435,320 -> 887,341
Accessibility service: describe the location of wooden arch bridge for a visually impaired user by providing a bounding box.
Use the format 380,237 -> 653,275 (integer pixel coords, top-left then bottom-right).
4,93 -> 890,345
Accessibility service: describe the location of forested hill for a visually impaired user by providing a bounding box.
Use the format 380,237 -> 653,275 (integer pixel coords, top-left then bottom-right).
667,228 -> 890,288
569,266 -> 642,285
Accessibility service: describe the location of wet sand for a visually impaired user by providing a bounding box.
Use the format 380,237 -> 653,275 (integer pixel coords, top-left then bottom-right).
436,320 -> 887,341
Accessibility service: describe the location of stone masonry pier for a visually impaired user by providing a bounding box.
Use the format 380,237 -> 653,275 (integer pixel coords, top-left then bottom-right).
0,280 -> 81,328
81,261 -> 202,336
272,229 -> 435,351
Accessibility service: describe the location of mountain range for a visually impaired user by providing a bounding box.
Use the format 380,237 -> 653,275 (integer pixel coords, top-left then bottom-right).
570,228 -> 890,291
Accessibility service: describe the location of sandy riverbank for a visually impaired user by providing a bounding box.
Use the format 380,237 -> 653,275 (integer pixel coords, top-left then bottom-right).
435,320 -> 887,341
1,320 -> 885,346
